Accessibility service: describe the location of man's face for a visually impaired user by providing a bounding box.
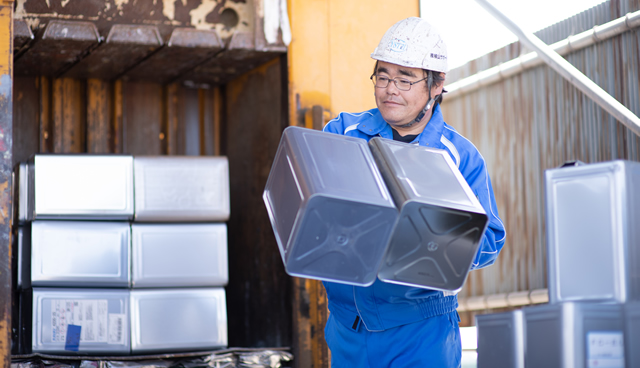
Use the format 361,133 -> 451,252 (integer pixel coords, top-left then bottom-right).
374,61 -> 444,127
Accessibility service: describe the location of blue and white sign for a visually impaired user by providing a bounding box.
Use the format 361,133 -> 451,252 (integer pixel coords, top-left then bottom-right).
390,38 -> 408,52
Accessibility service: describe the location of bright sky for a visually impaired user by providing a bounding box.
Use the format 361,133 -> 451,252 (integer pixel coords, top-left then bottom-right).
420,0 -> 609,69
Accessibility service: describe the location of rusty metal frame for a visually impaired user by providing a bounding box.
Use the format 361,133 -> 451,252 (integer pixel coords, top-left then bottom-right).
0,1 -> 14,367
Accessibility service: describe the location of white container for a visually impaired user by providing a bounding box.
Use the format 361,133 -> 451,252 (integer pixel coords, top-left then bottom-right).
133,156 -> 230,222
31,288 -> 130,354
545,160 -> 640,303
130,288 -> 227,353
131,223 -> 228,288
476,310 -> 524,368
524,302 -> 624,368
31,221 -> 131,288
26,155 -> 134,220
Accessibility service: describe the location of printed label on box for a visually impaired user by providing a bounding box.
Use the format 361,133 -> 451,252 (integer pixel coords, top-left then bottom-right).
51,299 -> 108,343
587,331 -> 624,368
108,314 -> 125,345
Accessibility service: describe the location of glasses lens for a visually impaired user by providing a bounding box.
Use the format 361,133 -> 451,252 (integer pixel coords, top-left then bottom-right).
372,75 -> 414,90
375,75 -> 389,88
396,79 -> 411,91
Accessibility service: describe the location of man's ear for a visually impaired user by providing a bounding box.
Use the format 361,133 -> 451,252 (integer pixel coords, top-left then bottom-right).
433,82 -> 445,95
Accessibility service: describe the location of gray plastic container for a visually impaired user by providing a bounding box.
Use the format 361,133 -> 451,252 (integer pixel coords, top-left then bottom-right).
133,156 -> 230,222
369,138 -> 488,291
32,288 -> 130,354
130,288 -> 227,353
131,223 -> 228,288
24,155 -> 134,220
16,226 -> 29,290
31,221 -> 131,288
524,302 -> 624,368
263,126 -> 398,286
476,310 -> 524,368
546,160 -> 640,303
16,162 -> 30,224
625,301 -> 640,368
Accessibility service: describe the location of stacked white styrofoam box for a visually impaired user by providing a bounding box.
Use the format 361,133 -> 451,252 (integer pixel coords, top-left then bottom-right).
16,155 -> 230,355
477,160 -> 640,368
17,155 -> 134,355
130,156 -> 230,353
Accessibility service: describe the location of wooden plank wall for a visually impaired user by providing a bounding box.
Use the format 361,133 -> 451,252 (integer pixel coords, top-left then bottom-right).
224,56 -> 292,348
13,77 -> 219,160
11,54 -> 292,351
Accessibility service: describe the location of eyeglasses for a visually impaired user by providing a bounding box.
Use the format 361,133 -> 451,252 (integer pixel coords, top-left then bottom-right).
370,74 -> 428,91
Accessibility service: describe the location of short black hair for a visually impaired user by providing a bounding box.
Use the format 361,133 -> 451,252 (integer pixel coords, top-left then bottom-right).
424,69 -> 446,106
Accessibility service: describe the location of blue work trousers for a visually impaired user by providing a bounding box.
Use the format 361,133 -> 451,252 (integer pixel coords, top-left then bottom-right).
324,311 -> 461,368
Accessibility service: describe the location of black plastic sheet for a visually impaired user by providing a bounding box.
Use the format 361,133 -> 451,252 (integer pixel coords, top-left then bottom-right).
12,349 -> 291,368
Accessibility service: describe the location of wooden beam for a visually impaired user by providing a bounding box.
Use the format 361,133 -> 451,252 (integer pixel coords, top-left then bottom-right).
213,87 -> 222,156
113,80 -> 123,154
52,78 -> 85,153
38,77 -> 51,153
200,88 -> 216,156
165,83 -> 179,155
87,79 -> 112,153
122,81 -> 163,155
225,57 -> 291,349
13,77 -> 40,165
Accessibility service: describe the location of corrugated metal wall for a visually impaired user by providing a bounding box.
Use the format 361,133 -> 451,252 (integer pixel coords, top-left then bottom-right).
441,0 -> 640,299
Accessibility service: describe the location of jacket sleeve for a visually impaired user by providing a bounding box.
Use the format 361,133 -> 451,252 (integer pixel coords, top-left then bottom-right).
460,152 -> 506,270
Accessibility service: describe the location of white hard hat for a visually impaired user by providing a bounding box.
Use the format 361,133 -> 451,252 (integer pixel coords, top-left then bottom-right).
371,17 -> 448,73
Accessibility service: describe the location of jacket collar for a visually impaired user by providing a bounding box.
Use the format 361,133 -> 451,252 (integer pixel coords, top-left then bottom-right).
356,109 -> 392,138
357,105 -> 446,147
417,104 -> 445,148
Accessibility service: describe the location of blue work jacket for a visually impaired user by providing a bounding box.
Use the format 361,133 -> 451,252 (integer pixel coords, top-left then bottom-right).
321,104 -> 506,332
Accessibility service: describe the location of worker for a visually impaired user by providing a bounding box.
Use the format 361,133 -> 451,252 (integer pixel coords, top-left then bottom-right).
321,17 -> 506,367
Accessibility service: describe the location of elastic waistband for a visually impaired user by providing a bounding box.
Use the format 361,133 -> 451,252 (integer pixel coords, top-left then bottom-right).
330,294 -> 459,332
372,295 -> 459,330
